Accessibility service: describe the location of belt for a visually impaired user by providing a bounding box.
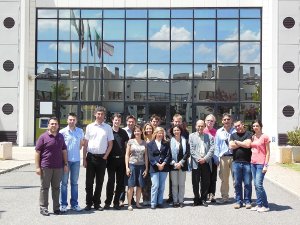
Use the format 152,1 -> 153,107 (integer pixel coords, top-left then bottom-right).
111,155 -> 124,159
88,152 -> 105,157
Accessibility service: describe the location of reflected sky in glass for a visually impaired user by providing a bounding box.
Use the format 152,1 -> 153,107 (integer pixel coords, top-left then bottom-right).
194,20 -> 216,40
171,42 -> 193,63
171,9 -> 193,18
194,9 -> 216,18
217,20 -> 238,40
126,20 -> 147,40
126,42 -> 147,63
149,9 -> 170,18
126,9 -> 147,18
103,20 -> 124,40
148,64 -> 169,79
194,42 -> 216,63
149,20 -> 170,40
240,19 -> 260,40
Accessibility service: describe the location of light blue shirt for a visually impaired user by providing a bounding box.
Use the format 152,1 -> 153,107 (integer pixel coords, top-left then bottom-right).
60,126 -> 84,162
214,126 -> 236,163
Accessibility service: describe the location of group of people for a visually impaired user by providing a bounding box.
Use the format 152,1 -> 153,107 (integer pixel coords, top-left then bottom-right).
35,107 -> 270,216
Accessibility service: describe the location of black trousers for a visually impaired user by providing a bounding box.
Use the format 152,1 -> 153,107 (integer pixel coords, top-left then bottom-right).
208,159 -> 218,195
192,163 -> 211,203
85,153 -> 107,207
105,157 -> 125,206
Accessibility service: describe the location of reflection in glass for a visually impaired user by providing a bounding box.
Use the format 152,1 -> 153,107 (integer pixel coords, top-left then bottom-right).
81,105 -> 97,125
171,20 -> 192,40
103,20 -> 125,40
217,9 -> 239,18
194,80 -> 215,101
81,79 -> 101,101
216,65 -> 239,79
82,20 -> 102,40
103,42 -> 124,63
240,80 -> 260,102
148,42 -> 170,62
170,102 -> 192,127
125,104 -> 146,122
240,103 -> 260,122
38,20 -> 57,40
217,42 -> 238,63
37,64 -> 57,79
217,104 -> 239,121
58,42 -> 80,63
81,10 -> 102,18
149,9 -> 170,18
240,19 -> 260,40
194,105 -> 215,122
81,65 -> 101,79
240,9 -> 261,18
126,42 -> 147,63
126,9 -> 147,18
171,9 -> 193,18
148,80 -> 169,102
171,80 -> 192,102
38,9 -> 57,18
148,64 -> 169,79
103,10 -> 125,18
102,102 -> 124,121
194,9 -> 216,18
171,42 -> 193,63
58,64 -> 80,78
103,80 -> 124,101
59,105 -> 78,123
59,9 -> 80,18
240,42 -> 260,63
171,64 -> 192,79
125,80 -> 147,101
36,80 -> 57,101
126,20 -> 147,40
194,20 -> 216,40
149,20 -> 170,40
194,64 -> 216,79
194,42 -> 216,63
37,42 -> 57,62
59,19 -> 80,40
240,64 -> 260,79
125,64 -> 147,79
58,79 -> 79,101
217,20 -> 238,40
102,64 -> 124,79
216,80 -> 239,101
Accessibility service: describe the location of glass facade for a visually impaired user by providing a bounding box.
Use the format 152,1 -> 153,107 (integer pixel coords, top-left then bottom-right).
35,8 -> 261,138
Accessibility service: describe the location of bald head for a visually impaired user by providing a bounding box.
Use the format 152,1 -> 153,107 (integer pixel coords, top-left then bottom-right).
195,120 -> 205,134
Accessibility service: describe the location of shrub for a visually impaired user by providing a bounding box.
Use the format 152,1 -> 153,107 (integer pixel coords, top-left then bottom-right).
287,128 -> 300,146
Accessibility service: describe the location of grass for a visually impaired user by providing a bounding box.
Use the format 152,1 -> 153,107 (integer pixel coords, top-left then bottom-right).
280,163 -> 300,173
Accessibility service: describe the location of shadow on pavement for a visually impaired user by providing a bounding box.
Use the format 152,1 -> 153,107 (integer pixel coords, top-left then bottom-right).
0,185 -> 39,189
269,203 -> 293,211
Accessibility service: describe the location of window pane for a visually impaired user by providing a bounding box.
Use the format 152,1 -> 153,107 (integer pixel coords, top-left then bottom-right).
126,42 -> 147,63
240,42 -> 260,63
194,20 -> 216,40
125,80 -> 147,101
194,80 -> 215,101
171,20 -> 192,41
194,9 -> 216,18
193,104 -> 215,123
216,65 -> 239,79
240,9 -> 261,18
58,42 -> 79,63
81,80 -> 102,101
240,103 -> 260,122
126,9 -> 147,18
217,42 -> 238,63
58,64 -> 79,78
240,64 -> 260,79
217,20 -> 238,40
38,9 -> 57,18
217,9 -> 239,18
149,20 -> 170,40
103,42 -> 124,63
171,80 -> 192,102
216,79 -> 239,101
36,80 -> 57,101
59,9 -> 79,18
171,42 -> 193,63
171,64 -> 192,79
59,19 -> 80,40
194,42 -> 216,63
83,20 -> 102,40
81,65 -> 101,79
148,42 -> 170,63
125,64 -> 147,79
103,10 -> 125,18
103,80 -> 124,101
37,19 -> 57,40
240,19 -> 260,41
58,79 -> 79,101
240,80 -> 260,102
59,105 -> 78,124
103,64 -> 124,79
81,10 -> 102,18
37,64 -> 57,79
171,9 -> 193,18
102,102 -> 124,121
37,42 -> 57,62
194,64 -> 216,79
103,20 -> 124,40
148,64 -> 169,79
81,105 -> 97,126
126,20 -> 147,40
148,80 -> 170,102
149,9 -> 170,18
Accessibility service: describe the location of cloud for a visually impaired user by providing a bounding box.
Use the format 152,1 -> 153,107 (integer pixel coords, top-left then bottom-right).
37,64 -> 55,73
240,30 -> 260,40
218,42 -> 238,62
38,20 -> 57,29
196,43 -> 213,54
240,43 -> 260,62
49,42 -> 79,54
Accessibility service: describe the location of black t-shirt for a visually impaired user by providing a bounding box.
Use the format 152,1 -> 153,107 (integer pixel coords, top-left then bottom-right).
230,131 -> 252,162
109,128 -> 129,158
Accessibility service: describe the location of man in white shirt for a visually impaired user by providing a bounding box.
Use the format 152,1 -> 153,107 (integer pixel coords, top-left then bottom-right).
83,106 -> 114,211
123,115 -> 136,138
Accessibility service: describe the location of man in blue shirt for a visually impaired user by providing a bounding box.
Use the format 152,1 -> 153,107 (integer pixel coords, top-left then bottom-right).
59,113 -> 85,212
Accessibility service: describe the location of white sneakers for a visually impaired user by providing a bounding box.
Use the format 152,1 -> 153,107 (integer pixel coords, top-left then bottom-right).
251,206 -> 270,212
60,205 -> 68,212
71,205 -> 82,212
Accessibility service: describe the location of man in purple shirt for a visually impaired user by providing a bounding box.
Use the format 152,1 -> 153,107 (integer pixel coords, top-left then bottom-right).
35,117 -> 68,216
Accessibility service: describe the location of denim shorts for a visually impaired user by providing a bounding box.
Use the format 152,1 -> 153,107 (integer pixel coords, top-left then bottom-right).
127,164 -> 146,188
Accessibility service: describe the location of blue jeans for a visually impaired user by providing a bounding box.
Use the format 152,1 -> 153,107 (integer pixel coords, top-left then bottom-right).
251,164 -> 268,207
60,161 -> 80,207
233,162 -> 252,205
150,172 -> 168,206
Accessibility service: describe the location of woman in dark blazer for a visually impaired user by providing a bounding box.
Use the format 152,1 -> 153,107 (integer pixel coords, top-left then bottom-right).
147,127 -> 171,209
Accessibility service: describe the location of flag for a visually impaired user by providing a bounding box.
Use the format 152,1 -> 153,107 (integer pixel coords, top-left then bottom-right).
94,29 -> 102,59
103,42 -> 114,56
87,20 -> 93,57
80,20 -> 84,49
70,10 -> 79,36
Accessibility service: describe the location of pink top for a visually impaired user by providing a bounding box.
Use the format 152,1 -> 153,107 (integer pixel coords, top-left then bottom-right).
250,133 -> 270,164
203,127 -> 217,137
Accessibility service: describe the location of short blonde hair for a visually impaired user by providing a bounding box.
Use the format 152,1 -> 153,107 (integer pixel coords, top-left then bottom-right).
152,127 -> 167,141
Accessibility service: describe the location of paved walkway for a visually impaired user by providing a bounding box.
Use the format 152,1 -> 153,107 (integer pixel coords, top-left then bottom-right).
1,146 -> 300,198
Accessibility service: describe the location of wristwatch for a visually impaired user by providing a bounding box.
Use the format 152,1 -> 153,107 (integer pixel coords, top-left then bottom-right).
264,164 -> 269,167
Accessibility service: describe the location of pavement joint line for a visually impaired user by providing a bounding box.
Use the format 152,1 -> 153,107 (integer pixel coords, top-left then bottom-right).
0,163 -> 31,175
265,177 -> 300,199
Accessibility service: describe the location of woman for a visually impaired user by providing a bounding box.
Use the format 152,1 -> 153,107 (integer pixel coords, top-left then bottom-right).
250,120 -> 270,212
169,125 -> 190,208
125,125 -> 148,211
141,123 -> 154,206
147,127 -> 171,209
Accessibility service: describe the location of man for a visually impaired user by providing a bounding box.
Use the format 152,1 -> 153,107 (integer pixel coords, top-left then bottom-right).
150,114 -> 161,129
35,117 -> 68,216
189,120 -> 214,207
214,113 -> 235,204
104,113 -> 129,210
83,106 -> 114,211
59,113 -> 84,212
123,115 -> 136,138
203,114 -> 217,203
229,120 -> 252,209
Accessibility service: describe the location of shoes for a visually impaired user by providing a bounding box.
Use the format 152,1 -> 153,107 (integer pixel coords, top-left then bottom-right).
173,203 -> 179,208
60,205 -> 68,212
119,201 -> 125,207
250,206 -> 260,211
217,198 -> 229,204
136,204 -> 143,209
193,202 -> 200,207
84,205 -> 92,211
128,205 -> 133,211
234,203 -> 241,209
94,205 -> 104,211
53,210 -> 61,215
166,198 -> 173,204
245,203 -> 252,209
151,205 -> 156,210
179,203 -> 184,208
113,205 -> 121,210
209,194 -> 216,203
40,208 -> 49,216
201,201 -> 208,207
104,204 -> 110,210
257,206 -> 270,212
131,199 -> 136,205
157,204 -> 164,208
143,201 -> 150,206
71,205 -> 82,212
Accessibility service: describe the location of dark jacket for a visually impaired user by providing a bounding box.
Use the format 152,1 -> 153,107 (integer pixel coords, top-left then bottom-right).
170,136 -> 190,171
147,140 -> 171,173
